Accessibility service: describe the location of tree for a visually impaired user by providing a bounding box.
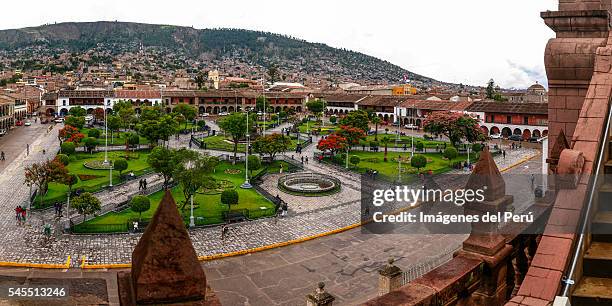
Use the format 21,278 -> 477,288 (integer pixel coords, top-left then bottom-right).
486,79 -> 496,99
317,134 -> 348,155
118,107 -> 136,131
472,143 -> 483,153
125,132 -> 140,151
173,103 -> 197,130
71,192 -> 101,222
147,146 -> 178,187
218,113 -> 249,164
130,195 -> 151,222
329,116 -> 337,125
93,108 -> 105,124
88,129 -> 101,138
140,106 -> 163,121
444,147 -> 459,166
83,137 -> 98,153
340,110 -> 369,133
252,134 -> 291,162
256,96 -> 268,113
221,189 -> 239,208
349,155 -> 360,168
60,142 -> 76,155
59,125 -> 84,143
64,116 -> 85,129
174,152 -> 218,209
114,158 -> 128,178
194,72 -> 207,89
423,112 -> 485,147
306,99 -> 326,120
411,154 -> 427,172
113,100 -> 132,114
24,160 -> 69,207
248,155 -> 262,176
106,115 -> 122,141
416,141 -> 424,152
370,116 -> 381,141
68,106 -> 86,117
337,125 -> 366,146
156,115 -> 180,145
63,173 -> 78,196
381,136 -> 391,162
139,119 -> 162,145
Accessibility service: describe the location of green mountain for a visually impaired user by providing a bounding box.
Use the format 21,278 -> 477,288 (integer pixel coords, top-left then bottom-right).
0,21 -> 437,85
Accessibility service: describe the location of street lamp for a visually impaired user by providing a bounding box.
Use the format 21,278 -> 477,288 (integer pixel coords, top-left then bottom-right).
104,104 -> 109,164
241,107 -> 252,189
396,109 -> 401,183
411,101 -> 415,158
189,194 -> 195,227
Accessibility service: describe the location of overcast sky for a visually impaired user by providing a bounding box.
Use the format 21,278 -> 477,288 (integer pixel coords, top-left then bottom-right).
1,0 -> 557,89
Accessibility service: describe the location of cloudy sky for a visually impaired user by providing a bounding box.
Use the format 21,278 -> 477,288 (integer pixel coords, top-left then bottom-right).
1,0 -> 557,89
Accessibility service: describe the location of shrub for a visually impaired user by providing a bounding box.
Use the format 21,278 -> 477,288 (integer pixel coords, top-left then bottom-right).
444,147 -> 458,161
472,143 -> 483,153
56,154 -> 70,166
369,141 -> 379,148
113,158 -> 128,176
411,154 -> 427,171
416,141 -> 424,151
61,142 -> 76,155
329,116 -> 337,124
83,137 -> 97,152
130,195 -> 151,221
247,155 -> 262,174
349,155 -> 360,168
220,189 -> 239,207
88,129 -> 101,138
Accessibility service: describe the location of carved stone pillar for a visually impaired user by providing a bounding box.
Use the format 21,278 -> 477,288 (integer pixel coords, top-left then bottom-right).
306,282 -> 335,306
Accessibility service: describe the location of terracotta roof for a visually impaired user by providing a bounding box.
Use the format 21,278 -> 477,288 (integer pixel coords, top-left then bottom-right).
58,90 -> 114,98
400,99 -> 474,111
315,93 -> 369,103
465,101 -> 548,114
357,95 -> 405,107
41,92 -> 58,100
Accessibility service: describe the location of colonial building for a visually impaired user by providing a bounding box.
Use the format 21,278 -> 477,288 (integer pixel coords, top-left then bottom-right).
501,82 -> 548,103
0,95 -> 14,131
465,100 -> 549,139
395,99 -> 475,128
317,93 -> 367,115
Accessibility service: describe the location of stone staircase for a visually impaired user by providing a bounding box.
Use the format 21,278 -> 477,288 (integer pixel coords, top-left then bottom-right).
572,134 -> 612,305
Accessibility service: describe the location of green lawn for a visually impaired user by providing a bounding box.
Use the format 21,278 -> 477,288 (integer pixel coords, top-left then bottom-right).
363,135 -> 447,149
72,161 -> 288,233
200,135 -> 302,153
80,128 -> 150,146
34,150 -> 152,208
297,122 -> 338,135
328,150 -> 469,182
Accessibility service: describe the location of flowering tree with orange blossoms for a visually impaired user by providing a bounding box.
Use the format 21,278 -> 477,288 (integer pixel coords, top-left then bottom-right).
317,134 -> 348,155
59,125 -> 85,143
337,125 -> 366,146
423,111 -> 485,147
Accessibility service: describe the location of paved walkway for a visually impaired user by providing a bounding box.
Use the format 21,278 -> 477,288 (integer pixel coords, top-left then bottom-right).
0,127 -> 538,269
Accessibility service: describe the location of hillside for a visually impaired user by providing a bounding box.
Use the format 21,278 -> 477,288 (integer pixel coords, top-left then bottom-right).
0,21 -> 438,85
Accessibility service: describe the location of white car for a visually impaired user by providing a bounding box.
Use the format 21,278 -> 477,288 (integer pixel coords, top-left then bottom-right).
200,113 -> 210,117
54,118 -> 64,123
404,124 -> 418,129
24,121 -> 32,126
490,133 -> 502,139
219,112 -> 229,116
0,129 -> 6,136
85,115 -> 94,121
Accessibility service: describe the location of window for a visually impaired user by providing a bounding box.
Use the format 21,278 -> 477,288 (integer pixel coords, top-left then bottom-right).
62,100 -> 66,106
506,116 -> 511,124
523,116 -> 529,125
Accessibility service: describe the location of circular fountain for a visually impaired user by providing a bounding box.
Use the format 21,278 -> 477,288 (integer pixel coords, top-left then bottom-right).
278,172 -> 341,196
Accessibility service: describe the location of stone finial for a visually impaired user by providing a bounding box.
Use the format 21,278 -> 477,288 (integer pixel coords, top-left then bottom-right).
306,282 -> 335,306
547,129 -> 570,168
465,147 -> 505,202
379,258 -> 402,277
129,190 -> 207,304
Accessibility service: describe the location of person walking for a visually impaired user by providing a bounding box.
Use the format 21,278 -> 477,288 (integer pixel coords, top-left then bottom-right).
143,179 -> 147,190
1,151 -> 5,161
138,179 -> 143,191
502,150 -> 506,160
301,156 -> 304,164
305,156 -> 309,164
26,144 -> 29,156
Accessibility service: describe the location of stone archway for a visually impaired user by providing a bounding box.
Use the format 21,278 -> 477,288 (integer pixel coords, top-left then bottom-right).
275,106 -> 281,112
220,106 -> 227,113
542,130 -> 548,137
60,108 -> 68,116
46,108 -> 56,116
416,119 -> 422,127
533,129 -> 541,138
86,108 -> 94,114
199,106 -> 205,114
522,129 -> 531,140
206,106 -> 212,114
213,106 -> 219,114
513,128 -> 522,135
490,126 -> 500,135
296,106 -> 302,112
501,127 -> 512,137
228,106 -> 235,113
481,126 -> 489,135
135,108 -> 141,115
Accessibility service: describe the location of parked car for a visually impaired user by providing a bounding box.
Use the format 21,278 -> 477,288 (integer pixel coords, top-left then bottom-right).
404,124 -> 418,129
528,136 -> 540,143
15,120 -> 23,126
54,118 -> 64,123
85,115 -> 94,121
24,121 -> 32,126
219,112 -> 229,116
0,129 -> 5,136
200,113 -> 210,117
508,134 -> 523,141
490,133 -> 502,139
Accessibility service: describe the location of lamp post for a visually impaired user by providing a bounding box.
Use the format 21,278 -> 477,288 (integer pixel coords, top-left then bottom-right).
241,108 -> 252,189
411,101 -> 415,158
189,194 -> 195,227
104,105 -> 108,164
396,109 -> 401,183
109,160 -> 113,187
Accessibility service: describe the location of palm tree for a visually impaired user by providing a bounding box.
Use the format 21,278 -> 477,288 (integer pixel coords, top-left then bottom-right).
370,116 -> 381,141
381,136 -> 391,162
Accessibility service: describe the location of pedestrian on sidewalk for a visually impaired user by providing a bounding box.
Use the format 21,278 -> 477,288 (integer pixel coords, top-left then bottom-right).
143,179 -> 147,190
26,144 -> 29,156
15,206 -> 21,223
20,208 -> 26,223
1,151 -> 5,161
502,150 -> 506,160
138,179 -> 143,191
305,156 -> 309,164
301,156 -> 304,164
42,149 -> 46,155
